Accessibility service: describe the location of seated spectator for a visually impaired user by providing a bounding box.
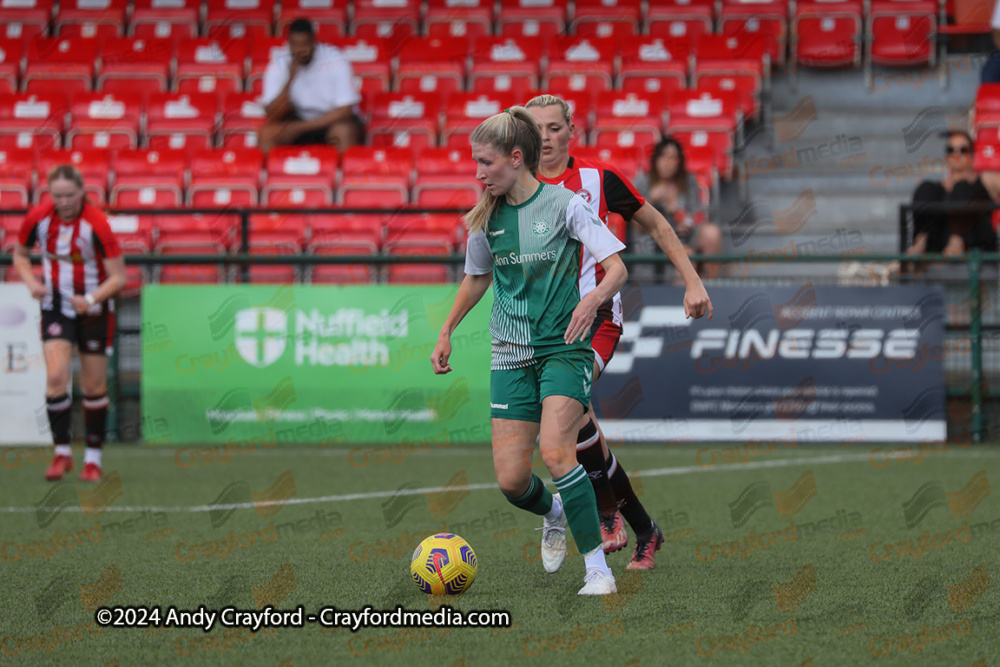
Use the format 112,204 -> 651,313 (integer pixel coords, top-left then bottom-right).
257,19 -> 364,152
907,131 -> 997,256
633,137 -> 723,277
981,0 -> 1000,83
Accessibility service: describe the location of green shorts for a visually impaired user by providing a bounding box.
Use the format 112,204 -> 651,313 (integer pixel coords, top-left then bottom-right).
489,350 -> 593,422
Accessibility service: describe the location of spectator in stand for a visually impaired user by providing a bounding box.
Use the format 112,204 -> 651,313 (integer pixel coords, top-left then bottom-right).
633,137 -> 723,277
907,131 -> 997,256
981,0 -> 1000,83
257,19 -> 364,151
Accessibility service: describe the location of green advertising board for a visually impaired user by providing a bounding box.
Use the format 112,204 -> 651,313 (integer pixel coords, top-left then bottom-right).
141,285 -> 494,445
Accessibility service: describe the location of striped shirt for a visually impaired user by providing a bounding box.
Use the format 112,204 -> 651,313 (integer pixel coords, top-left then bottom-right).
18,202 -> 122,319
537,156 -> 645,327
465,183 -> 625,370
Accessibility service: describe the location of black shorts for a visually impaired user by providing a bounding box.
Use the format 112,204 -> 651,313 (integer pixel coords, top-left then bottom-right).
293,113 -> 366,146
41,308 -> 116,356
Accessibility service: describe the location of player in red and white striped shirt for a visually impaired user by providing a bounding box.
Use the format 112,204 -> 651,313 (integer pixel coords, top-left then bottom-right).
527,95 -> 713,569
13,165 -> 126,482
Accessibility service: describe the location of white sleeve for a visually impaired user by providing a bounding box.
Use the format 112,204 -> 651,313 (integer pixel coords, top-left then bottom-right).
321,52 -> 362,109
565,195 -> 626,262
464,230 -> 493,275
259,57 -> 288,107
993,0 -> 1000,29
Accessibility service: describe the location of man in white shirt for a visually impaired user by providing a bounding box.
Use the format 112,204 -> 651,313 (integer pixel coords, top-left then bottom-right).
258,19 -> 364,151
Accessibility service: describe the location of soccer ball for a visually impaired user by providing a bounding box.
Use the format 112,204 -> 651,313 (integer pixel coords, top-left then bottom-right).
410,533 -> 477,595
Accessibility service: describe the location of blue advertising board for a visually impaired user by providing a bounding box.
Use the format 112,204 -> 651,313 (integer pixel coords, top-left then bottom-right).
592,285 -> 947,443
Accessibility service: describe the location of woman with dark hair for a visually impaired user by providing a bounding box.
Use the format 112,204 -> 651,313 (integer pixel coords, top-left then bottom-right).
907,131 -> 997,256
12,165 -> 126,482
635,137 -> 723,273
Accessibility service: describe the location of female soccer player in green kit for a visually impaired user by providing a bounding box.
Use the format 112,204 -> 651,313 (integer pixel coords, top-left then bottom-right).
431,107 -> 628,595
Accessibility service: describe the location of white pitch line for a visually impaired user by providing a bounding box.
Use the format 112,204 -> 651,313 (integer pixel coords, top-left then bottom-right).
0,449 -> 994,514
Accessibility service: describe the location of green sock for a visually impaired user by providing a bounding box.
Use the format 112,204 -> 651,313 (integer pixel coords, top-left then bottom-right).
554,464 -> 602,555
504,474 -> 553,516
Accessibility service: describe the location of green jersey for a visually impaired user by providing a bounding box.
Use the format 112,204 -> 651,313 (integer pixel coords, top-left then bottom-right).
465,182 -> 626,370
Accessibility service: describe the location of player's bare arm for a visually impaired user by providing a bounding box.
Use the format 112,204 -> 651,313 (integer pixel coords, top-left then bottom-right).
565,254 -> 627,344
69,255 -> 127,315
432,272 -> 492,374
11,241 -> 48,300
632,203 -> 713,320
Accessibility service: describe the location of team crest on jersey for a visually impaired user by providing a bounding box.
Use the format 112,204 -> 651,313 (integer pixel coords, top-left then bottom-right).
87,340 -> 100,351
532,219 -> 550,236
47,322 -> 62,337
575,189 -> 592,203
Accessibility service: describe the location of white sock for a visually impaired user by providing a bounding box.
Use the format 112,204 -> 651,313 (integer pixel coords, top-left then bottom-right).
84,448 -> 102,467
584,545 -> 613,577
544,494 -> 563,522
55,445 -> 72,457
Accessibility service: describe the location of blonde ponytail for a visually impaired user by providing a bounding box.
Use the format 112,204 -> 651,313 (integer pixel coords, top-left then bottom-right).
464,106 -> 542,234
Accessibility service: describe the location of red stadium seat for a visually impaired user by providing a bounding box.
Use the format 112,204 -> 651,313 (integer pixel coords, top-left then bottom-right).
277,0 -> 348,40
667,89 -> 742,134
497,0 -> 568,40
442,92 -> 521,150
55,0 -> 127,39
129,0 -> 200,40
573,145 -> 643,182
351,0 -> 420,41
792,0 -> 863,69
0,148 -> 33,209
646,1 -> 714,41
0,0 -> 51,42
218,92 -> 267,148
24,38 -> 98,94
0,38 -> 24,94
187,147 -> 264,207
175,38 -> 247,95
65,91 -> 143,150
34,149 -> 109,203
394,37 -> 469,97
246,37 -> 287,96
204,0 -> 277,42
718,0 -> 789,65
97,37 -> 173,95
591,92 -> 664,154
468,37 -> 543,97
145,92 -> 218,150
693,34 -> 767,121
262,145 -> 338,206
0,92 -> 66,151
572,0 -> 641,39
246,213 -> 306,283
972,84 -> 1000,132
367,91 -> 443,151
156,211 -> 237,247
107,213 -> 153,295
156,245 -> 228,284
618,37 -> 689,100
544,36 -> 617,94
425,0 -> 493,40
111,148 -> 186,208
385,211 -> 463,246
307,213 -> 382,283
867,0 -> 936,76
339,147 -> 411,208
672,128 -> 734,180
412,146 -> 480,208
384,241 -> 452,283
338,37 -> 392,97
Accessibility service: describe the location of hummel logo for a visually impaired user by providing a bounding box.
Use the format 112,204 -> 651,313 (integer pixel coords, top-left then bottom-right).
488,229 -> 505,237
490,402 -> 508,409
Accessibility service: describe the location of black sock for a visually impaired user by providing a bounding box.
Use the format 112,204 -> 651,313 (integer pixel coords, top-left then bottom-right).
47,394 -> 72,445
575,418 -> 618,520
606,452 -> 654,535
82,393 -> 109,448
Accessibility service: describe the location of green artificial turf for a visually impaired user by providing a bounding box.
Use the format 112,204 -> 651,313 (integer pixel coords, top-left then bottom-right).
0,442 -> 997,666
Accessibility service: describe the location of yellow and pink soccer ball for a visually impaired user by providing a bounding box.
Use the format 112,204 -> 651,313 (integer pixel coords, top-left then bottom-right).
410,533 -> 477,595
